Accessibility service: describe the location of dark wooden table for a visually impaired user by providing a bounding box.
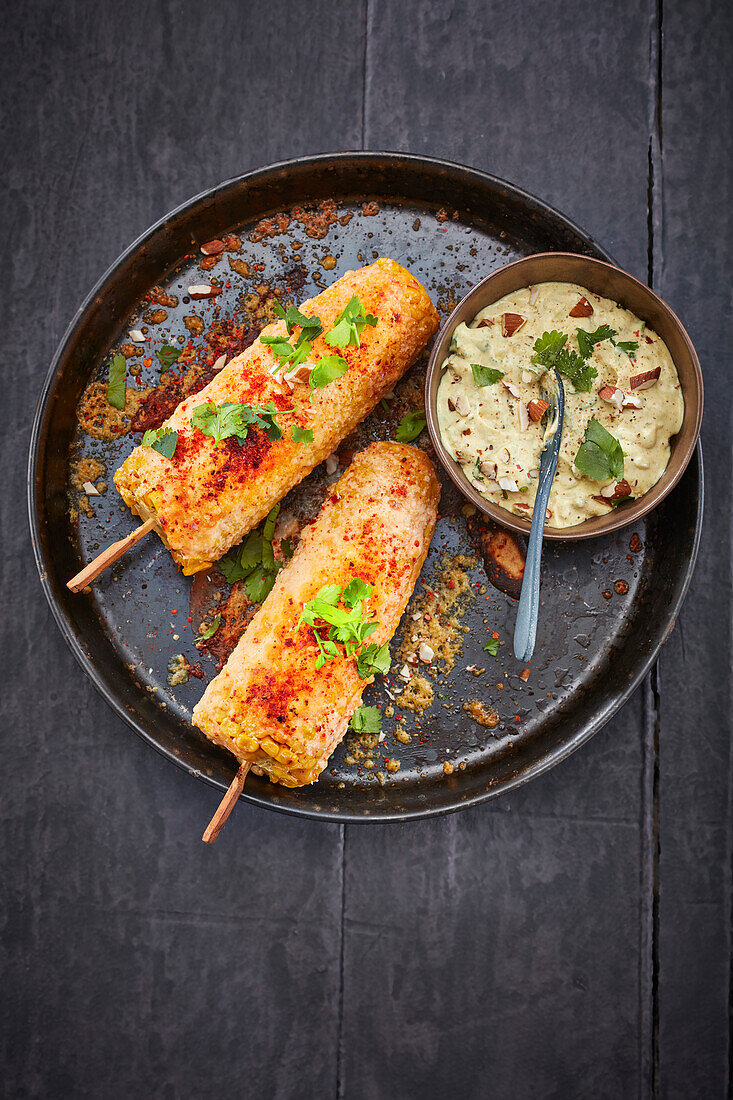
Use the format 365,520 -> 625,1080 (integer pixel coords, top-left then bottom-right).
3,2 -> 731,1096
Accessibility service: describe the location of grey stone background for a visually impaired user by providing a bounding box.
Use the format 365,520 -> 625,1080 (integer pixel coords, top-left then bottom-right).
3,1 -> 731,1097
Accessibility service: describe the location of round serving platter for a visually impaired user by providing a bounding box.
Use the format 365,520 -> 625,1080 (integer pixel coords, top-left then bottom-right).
28,153 -> 702,822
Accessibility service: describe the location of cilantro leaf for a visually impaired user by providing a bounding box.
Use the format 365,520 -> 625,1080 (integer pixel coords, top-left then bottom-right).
483,638 -> 499,656
574,418 -> 625,482
292,425 -> 314,444
471,363 -> 505,387
349,706 -> 382,734
156,345 -> 182,373
394,411 -> 427,443
273,302 -> 323,345
244,565 -> 279,603
260,331 -> 314,374
531,330 -> 568,369
190,400 -> 289,445
323,296 -> 378,349
196,613 -> 221,642
342,578 -> 372,607
576,325 -> 616,359
356,642 -> 391,680
555,347 -> 598,392
613,339 -> 639,356
141,427 -> 178,459
309,355 -> 349,390
106,354 -> 126,410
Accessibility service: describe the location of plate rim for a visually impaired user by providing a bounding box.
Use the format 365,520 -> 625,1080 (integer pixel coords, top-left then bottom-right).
27,151 -> 704,823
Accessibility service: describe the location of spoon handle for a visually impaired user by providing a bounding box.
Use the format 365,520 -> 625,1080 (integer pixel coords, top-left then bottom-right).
513,459 -> 554,662
513,372 -> 564,664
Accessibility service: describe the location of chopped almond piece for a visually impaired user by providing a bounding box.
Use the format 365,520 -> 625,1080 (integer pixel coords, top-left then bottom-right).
200,239 -> 225,256
501,312 -> 525,337
519,668 -> 531,682
569,296 -> 593,317
629,366 -> 661,390
527,398 -> 549,422
600,479 -> 632,501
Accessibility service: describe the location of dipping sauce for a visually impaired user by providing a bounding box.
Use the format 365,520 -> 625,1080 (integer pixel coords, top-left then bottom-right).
436,282 -> 684,528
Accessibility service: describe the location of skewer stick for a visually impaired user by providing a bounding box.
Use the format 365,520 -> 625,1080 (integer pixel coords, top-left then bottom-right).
67,517 -> 156,592
202,763 -> 251,844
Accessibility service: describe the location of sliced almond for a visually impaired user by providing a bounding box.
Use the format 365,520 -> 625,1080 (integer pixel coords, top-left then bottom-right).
129,329 -> 145,343
498,476 -> 519,492
518,402 -> 530,431
477,318 -> 494,328
500,447 -> 511,463
502,380 -> 521,399
286,361 -> 313,384
528,468 -> 539,478
569,296 -> 594,317
200,239 -> 225,255
521,370 -> 534,384
629,367 -> 661,390
455,393 -> 471,416
82,481 -> 100,496
622,392 -> 643,409
480,460 -> 497,478
501,312 -> 525,337
188,284 -> 222,300
529,285 -> 539,305
527,398 -> 550,422
325,454 -> 339,475
519,668 -> 531,681
418,642 -> 434,663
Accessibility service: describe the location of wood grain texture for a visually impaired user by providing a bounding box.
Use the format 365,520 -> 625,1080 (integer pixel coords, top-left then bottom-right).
1,0 -> 729,1096
653,1 -> 733,1095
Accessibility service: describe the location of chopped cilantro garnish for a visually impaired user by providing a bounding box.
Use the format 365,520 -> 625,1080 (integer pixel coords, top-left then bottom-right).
323,296 -> 377,349
260,333 -> 313,374
394,411 -> 427,442
356,642 -> 391,680
292,425 -> 314,444
273,301 -> 323,345
349,706 -> 382,734
613,339 -> 639,356
309,355 -> 349,390
190,400 -> 290,444
471,362 -> 505,387
576,325 -> 616,359
297,580 -> 387,677
196,613 -> 221,642
106,354 -> 126,410
532,330 -> 597,392
483,638 -> 499,656
156,345 -> 182,373
574,418 -> 625,482
141,426 -> 178,459
218,504 -> 284,603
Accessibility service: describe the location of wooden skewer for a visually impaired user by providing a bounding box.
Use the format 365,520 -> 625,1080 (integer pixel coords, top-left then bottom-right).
202,763 -> 251,844
67,517 -> 157,592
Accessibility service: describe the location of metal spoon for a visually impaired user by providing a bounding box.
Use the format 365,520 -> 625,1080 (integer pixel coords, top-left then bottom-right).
513,369 -> 565,663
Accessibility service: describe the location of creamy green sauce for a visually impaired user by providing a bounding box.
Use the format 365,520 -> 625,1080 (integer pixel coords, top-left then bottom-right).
436,281 -> 684,528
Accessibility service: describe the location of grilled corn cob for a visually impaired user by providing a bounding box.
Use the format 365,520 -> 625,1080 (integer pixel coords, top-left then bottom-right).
192,442 -> 440,786
114,259 -> 438,574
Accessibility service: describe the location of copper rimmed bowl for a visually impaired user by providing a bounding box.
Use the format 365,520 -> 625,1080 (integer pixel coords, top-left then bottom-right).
424,252 -> 704,540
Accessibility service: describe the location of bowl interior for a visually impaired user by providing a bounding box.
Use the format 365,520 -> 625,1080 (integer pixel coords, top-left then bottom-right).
425,252 -> 703,540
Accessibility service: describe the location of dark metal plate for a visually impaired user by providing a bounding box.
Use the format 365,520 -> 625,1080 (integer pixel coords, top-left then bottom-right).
28,153 -> 702,822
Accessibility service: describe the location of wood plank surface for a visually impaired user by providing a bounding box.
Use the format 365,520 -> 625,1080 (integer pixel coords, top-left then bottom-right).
1,1 -> 729,1097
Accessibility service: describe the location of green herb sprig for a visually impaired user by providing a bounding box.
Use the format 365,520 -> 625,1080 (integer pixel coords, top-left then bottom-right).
297,580 -> 390,679
395,411 -> 427,442
349,706 -> 382,734
471,362 -> 505,387
574,418 -> 625,482
156,345 -> 182,373
323,296 -> 377,349
141,426 -> 178,459
218,504 -> 285,603
106,354 -> 127,410
190,400 -> 291,444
